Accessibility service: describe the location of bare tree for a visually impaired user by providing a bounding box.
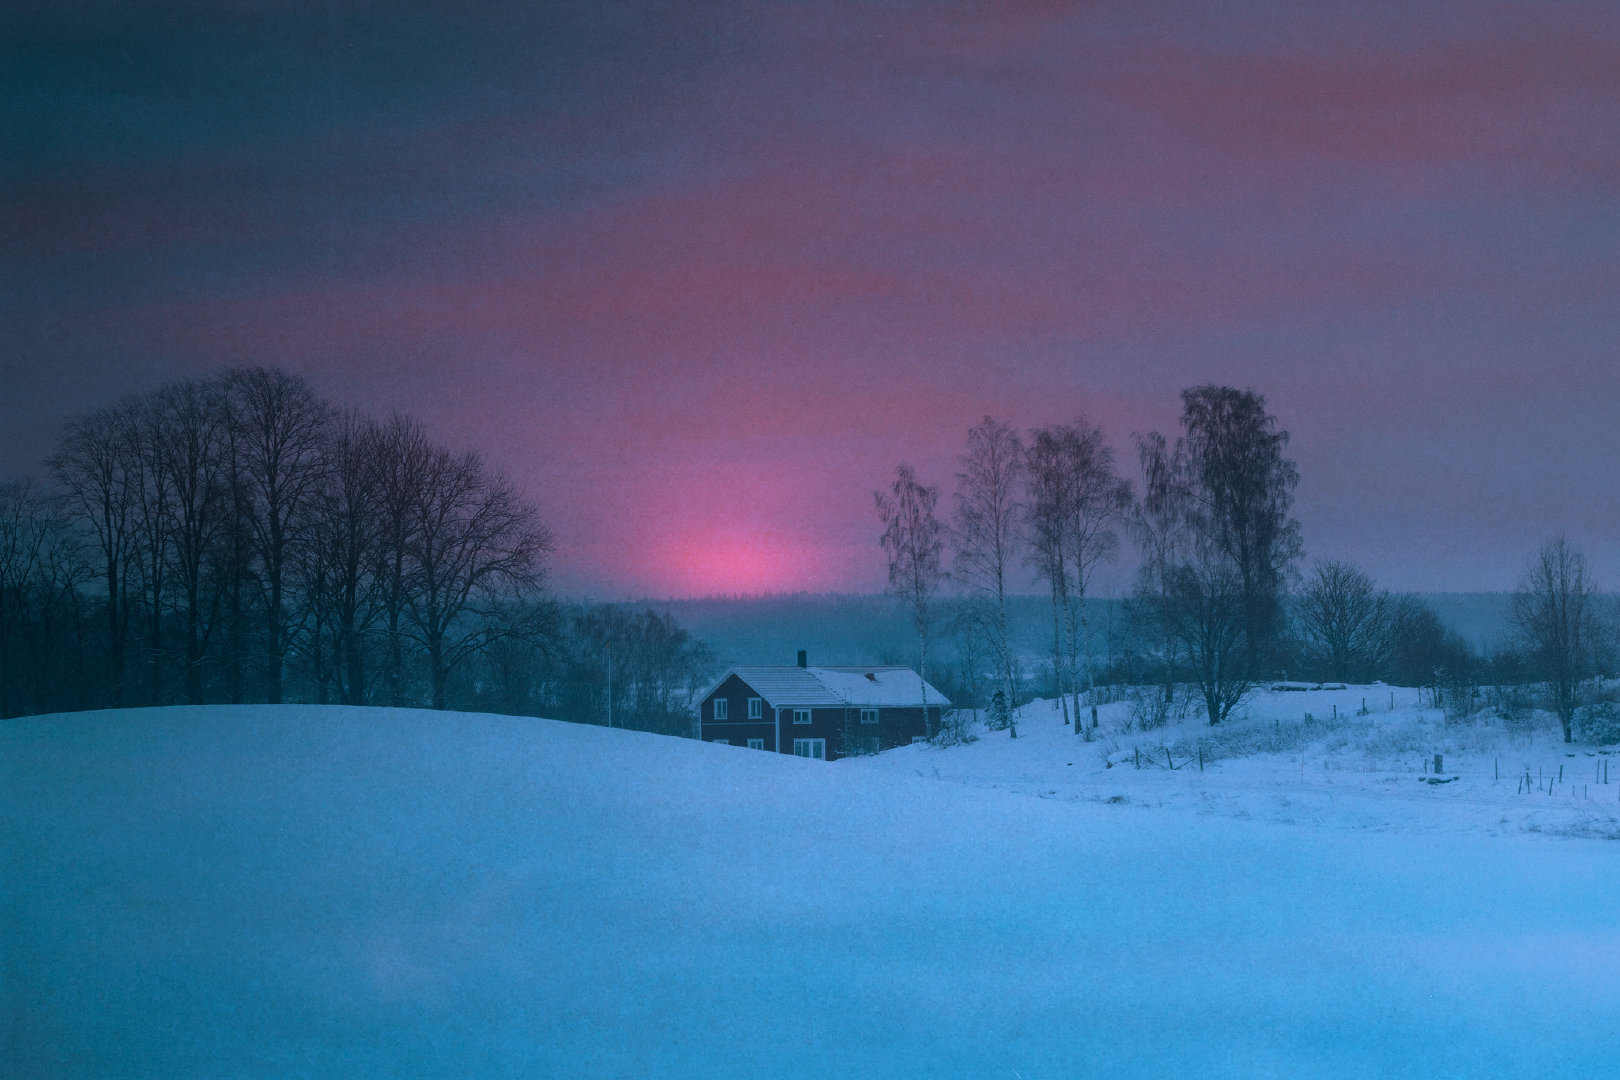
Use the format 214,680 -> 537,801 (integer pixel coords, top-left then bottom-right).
1127,431 -> 1186,720
1133,429 -> 1252,725
224,367 -> 331,704
1512,536 -> 1598,743
154,378 -> 228,704
1026,420 -> 1130,737
123,397 -> 174,704
0,481 -> 90,716
1386,594 -> 1474,692
371,413 -> 433,706
1023,432 -> 1073,724
875,464 -> 943,738
951,416 -> 1023,737
300,410 -> 384,705
51,402 -> 140,706
1295,559 -> 1390,682
0,480 -> 47,717
1177,386 -> 1301,678
405,446 -> 552,710
1162,535 -> 1252,726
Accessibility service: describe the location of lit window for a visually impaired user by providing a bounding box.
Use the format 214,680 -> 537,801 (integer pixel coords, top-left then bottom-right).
793,709 -> 811,725
713,699 -> 728,720
860,709 -> 878,725
748,697 -> 763,719
747,738 -> 764,750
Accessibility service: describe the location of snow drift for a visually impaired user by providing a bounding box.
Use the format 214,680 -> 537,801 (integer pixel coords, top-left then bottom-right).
4,705 -> 1618,1078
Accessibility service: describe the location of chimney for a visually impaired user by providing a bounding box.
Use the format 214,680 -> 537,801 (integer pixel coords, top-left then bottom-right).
796,650 -> 807,668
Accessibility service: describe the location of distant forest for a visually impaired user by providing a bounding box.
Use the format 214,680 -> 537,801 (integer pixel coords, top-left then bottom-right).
639,590 -> 1528,723
646,592 -> 1517,670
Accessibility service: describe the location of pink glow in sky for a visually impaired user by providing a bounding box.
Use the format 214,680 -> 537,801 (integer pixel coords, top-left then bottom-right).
4,1 -> 1619,597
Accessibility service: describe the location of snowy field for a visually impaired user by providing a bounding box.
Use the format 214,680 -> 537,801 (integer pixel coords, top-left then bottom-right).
4,698 -> 1619,1078
855,684 -> 1620,842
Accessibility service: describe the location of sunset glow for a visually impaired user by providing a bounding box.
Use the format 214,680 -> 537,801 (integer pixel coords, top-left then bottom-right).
5,1 -> 1618,596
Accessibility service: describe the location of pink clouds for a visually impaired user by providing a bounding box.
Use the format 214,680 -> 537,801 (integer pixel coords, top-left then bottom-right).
5,1 -> 1618,596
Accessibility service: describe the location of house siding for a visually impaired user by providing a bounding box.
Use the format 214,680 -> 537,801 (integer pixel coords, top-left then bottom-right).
698,672 -> 945,761
872,706 -> 932,750
700,674 -> 777,752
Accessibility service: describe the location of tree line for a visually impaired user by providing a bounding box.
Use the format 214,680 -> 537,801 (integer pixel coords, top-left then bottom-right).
877,385 -> 1615,742
0,366 -> 706,729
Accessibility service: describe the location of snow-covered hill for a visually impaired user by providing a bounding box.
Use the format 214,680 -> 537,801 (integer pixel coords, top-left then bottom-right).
4,703 -> 1618,1078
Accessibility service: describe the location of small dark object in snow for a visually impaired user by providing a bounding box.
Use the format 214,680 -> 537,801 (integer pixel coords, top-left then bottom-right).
1420,776 -> 1458,785
1105,795 -> 1126,804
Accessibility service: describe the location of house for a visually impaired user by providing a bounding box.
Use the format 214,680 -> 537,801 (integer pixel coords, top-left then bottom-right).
697,651 -> 951,760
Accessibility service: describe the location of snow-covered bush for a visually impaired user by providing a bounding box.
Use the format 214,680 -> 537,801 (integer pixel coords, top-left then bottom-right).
1480,683 -> 1534,728
1573,703 -> 1620,745
986,690 -> 1013,731
1127,683 -> 1193,731
934,708 -> 978,747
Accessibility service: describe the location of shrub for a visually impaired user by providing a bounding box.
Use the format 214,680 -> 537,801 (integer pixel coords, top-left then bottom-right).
1574,702 -> 1620,745
934,708 -> 978,747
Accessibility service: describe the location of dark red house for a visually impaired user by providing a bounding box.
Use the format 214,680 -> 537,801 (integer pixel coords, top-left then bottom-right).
697,654 -> 950,760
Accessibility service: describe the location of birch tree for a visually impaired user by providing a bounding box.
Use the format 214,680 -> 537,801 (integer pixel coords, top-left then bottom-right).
1177,385 -> 1301,679
1512,536 -> 1599,743
1026,420 -> 1130,737
951,417 -> 1023,737
876,464 -> 943,738
1133,427 -> 1252,725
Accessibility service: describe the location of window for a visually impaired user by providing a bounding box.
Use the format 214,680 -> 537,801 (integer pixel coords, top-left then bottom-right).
713,698 -> 728,720
860,709 -> 878,725
748,697 -> 763,719
712,739 -> 729,746
793,738 -> 825,760
747,738 -> 765,750
792,709 -> 811,725
854,737 -> 879,756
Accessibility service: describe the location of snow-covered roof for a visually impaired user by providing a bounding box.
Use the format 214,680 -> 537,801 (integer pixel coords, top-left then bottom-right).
699,665 -> 952,709
808,667 -> 951,708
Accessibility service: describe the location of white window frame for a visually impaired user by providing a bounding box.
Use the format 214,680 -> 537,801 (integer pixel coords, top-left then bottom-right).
713,698 -> 728,720
747,697 -> 763,719
793,738 -> 825,760
792,709 -> 811,725
712,738 -> 729,746
860,708 -> 878,725
747,738 -> 764,750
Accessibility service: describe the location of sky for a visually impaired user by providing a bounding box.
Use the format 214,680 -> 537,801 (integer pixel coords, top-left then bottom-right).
4,0 -> 1618,598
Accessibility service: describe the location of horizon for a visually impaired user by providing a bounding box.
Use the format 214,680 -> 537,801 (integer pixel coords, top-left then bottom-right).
6,2 -> 1618,597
